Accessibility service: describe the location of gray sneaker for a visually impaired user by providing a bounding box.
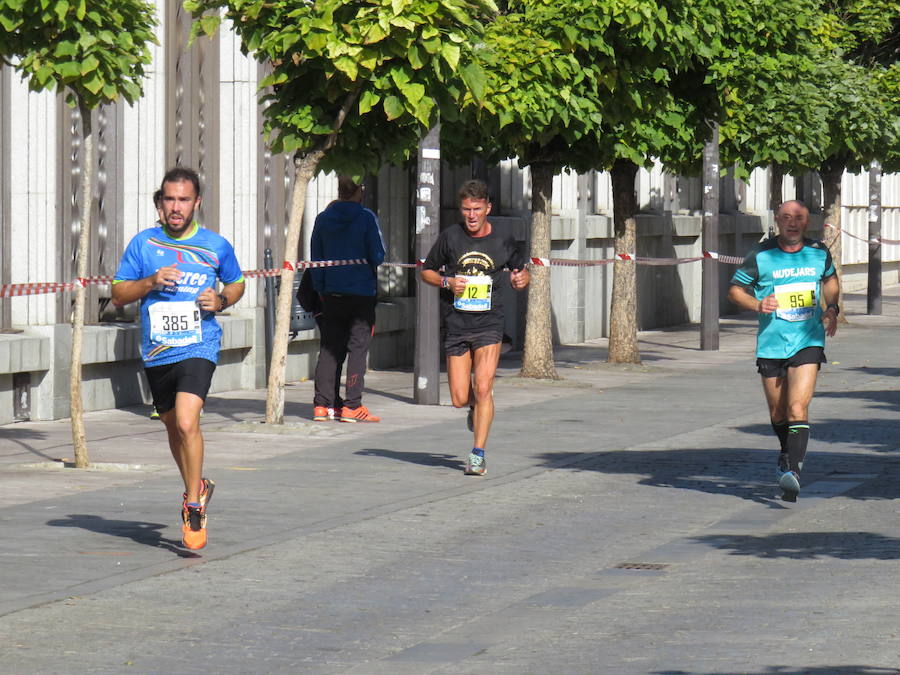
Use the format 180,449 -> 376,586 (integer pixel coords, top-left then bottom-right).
777,452 -> 789,473
777,470 -> 800,502
464,449 -> 486,476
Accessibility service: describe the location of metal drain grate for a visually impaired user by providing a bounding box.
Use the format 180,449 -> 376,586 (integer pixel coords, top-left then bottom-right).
613,562 -> 669,570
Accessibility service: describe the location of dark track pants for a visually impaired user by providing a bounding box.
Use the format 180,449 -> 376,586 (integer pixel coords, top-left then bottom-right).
313,294 -> 376,409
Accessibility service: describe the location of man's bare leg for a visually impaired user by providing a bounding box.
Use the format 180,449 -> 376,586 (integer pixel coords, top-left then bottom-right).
160,391 -> 205,503
470,343 -> 501,450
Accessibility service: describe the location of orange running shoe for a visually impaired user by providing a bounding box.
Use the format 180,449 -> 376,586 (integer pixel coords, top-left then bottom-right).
181,478 -> 215,510
180,478 -> 213,550
339,405 -> 380,423
313,406 -> 331,422
181,503 -> 207,550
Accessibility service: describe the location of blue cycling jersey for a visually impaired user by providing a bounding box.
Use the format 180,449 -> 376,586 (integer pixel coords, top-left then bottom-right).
731,237 -> 835,359
114,223 -> 244,366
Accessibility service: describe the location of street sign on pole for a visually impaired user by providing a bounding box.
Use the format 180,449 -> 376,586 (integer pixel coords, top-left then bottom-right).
414,124 -> 441,404
701,122 -> 720,351
867,160 -> 882,315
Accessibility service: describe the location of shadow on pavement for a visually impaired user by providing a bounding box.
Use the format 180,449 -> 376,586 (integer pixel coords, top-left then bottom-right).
356,448 -> 464,471
46,514 -> 199,558
737,416 -> 900,453
0,428 -> 54,461
360,386 -> 415,404
534,448 -> 897,504
201,397 -> 309,423
655,667 -> 900,674
816,388 -> 900,412
691,530 -> 900,561
535,448 -> 785,506
845,365 -> 900,379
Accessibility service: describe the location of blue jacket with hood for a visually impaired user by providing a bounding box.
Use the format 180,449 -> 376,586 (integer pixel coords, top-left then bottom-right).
310,200 -> 385,296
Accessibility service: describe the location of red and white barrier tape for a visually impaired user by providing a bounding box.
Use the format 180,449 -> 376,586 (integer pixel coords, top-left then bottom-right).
4,224 -> 896,298
0,261 -> 402,297
702,250 -> 745,265
824,222 -> 900,246
529,251 -> 743,267
0,254 -> 750,297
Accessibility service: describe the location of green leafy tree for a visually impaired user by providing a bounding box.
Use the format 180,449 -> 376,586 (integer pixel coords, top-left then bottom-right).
444,6 -> 604,379
0,0 -> 156,467
814,2 -> 899,307
875,63 -> 900,174
600,0 -> 829,362
443,0 -> 722,372
187,0 -> 497,423
718,1 -> 899,314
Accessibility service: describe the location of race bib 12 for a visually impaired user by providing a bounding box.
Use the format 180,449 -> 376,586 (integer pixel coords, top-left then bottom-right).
453,275 -> 493,312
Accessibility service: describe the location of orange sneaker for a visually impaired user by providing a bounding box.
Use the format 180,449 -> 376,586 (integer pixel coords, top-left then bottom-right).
313,406 -> 331,422
181,504 -> 207,550
340,405 -> 380,423
182,478 -> 215,509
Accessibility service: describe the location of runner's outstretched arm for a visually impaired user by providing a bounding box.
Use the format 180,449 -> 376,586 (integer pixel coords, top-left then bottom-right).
727,284 -> 775,314
822,274 -> 840,337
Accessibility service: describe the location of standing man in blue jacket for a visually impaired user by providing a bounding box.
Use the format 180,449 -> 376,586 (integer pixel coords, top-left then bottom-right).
311,175 -> 386,422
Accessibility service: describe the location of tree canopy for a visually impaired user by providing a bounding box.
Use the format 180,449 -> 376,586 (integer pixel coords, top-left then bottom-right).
444,0 -> 724,174
188,0 -> 497,175
186,0 -> 498,421
715,0 -> 899,177
0,0 -> 156,107
0,0 -> 156,467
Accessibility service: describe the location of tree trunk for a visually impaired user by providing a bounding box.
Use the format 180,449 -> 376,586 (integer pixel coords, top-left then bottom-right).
769,163 -> 784,215
264,150 -> 323,424
70,100 -> 92,468
820,156 -> 848,322
608,158 -> 640,364
520,162 -> 558,379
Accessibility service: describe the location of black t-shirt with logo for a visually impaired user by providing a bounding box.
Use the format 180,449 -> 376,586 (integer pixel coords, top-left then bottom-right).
423,221 -> 526,334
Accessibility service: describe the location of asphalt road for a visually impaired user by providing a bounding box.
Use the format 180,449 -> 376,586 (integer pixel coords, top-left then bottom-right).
1,288 -> 898,674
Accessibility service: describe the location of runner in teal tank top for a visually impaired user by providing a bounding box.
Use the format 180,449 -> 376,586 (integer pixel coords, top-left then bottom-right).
728,200 -> 840,502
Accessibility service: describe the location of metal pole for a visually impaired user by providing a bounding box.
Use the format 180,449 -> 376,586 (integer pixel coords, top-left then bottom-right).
700,122 -> 720,350
414,124 -> 441,404
867,161 -> 882,315
263,247 -> 277,376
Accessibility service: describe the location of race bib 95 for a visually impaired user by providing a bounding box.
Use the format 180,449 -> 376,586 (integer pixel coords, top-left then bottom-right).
774,282 -> 816,322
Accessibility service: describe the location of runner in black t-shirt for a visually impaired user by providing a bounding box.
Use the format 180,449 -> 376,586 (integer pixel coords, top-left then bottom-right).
421,180 -> 530,475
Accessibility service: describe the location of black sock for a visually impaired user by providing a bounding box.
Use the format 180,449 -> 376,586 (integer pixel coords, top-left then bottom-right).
786,421 -> 810,473
771,419 -> 789,458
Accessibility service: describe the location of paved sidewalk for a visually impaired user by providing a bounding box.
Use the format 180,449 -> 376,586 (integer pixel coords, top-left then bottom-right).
1,286 -> 898,674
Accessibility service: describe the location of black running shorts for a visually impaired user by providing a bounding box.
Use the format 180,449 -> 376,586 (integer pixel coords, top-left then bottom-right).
145,358 -> 216,414
444,329 -> 503,357
756,346 -> 826,379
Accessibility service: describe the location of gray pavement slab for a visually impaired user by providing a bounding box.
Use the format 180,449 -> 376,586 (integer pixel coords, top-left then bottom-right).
0,287 -> 899,674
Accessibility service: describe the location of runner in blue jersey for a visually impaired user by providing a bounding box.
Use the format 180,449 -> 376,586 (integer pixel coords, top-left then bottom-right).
112,167 -> 245,549
728,200 -> 839,501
